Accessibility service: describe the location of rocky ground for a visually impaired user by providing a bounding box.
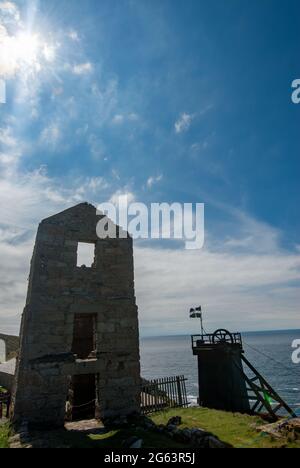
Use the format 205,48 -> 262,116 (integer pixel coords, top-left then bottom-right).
259,418 -> 300,442
8,416 -> 231,449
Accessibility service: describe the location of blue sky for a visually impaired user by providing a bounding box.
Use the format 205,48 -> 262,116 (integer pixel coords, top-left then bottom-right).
0,0 -> 299,337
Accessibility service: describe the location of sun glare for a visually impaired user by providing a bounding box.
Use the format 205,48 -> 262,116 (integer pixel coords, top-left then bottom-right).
8,33 -> 40,65
1,30 -> 55,76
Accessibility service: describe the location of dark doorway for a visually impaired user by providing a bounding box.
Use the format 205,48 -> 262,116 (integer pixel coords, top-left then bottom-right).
72,314 -> 96,360
69,374 -> 97,421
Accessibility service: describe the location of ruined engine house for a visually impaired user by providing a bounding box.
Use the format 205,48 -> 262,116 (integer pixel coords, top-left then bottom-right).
11,203 -> 141,428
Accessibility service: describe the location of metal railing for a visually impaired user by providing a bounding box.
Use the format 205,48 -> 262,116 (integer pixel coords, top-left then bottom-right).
141,375 -> 188,415
191,332 -> 243,349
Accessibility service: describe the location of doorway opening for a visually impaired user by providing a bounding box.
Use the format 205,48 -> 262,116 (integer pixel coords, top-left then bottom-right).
69,374 -> 98,421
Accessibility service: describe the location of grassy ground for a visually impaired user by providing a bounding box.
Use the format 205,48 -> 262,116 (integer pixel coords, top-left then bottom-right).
151,407 -> 300,449
0,423 -> 10,449
0,387 -> 10,448
3,425 -> 186,449
0,407 -> 299,448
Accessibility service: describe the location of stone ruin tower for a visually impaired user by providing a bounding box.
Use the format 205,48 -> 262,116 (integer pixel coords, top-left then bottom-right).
11,203 -> 141,428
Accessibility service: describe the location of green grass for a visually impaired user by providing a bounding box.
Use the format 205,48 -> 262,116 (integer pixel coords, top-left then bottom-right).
151,407 -> 300,449
0,387 -> 10,448
1,407 -> 299,448
0,423 -> 11,449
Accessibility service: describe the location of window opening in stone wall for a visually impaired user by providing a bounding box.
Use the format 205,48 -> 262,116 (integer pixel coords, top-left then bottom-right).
72,314 -> 97,360
77,242 -> 95,268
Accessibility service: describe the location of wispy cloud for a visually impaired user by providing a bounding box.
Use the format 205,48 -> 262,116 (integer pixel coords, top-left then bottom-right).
0,126 -> 17,147
0,1 -> 20,24
112,114 -> 124,125
88,134 -> 107,160
175,113 -> 194,134
111,113 -> 140,125
147,174 -> 163,189
67,29 -> 80,42
109,190 -> 136,206
40,123 -> 61,147
175,105 -> 214,135
72,62 -> 93,75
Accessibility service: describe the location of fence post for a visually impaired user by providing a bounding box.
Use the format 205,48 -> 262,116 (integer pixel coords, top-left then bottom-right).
176,376 -> 183,407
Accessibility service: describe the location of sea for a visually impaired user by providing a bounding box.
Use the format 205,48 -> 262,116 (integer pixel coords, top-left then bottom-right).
140,330 -> 300,414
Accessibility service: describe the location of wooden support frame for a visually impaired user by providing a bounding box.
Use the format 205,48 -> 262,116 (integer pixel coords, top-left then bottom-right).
237,355 -> 296,421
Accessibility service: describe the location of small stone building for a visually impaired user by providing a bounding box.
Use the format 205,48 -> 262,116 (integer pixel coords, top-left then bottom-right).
0,334 -> 19,363
11,203 -> 141,428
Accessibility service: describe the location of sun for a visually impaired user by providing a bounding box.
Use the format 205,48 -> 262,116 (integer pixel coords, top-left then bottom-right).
9,32 -> 40,65
1,30 -> 56,77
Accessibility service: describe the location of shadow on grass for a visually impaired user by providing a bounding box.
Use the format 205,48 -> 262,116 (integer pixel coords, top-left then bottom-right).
20,425 -> 186,449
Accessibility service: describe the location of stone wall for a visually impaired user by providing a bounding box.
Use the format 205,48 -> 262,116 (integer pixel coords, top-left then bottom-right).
0,334 -> 20,362
11,203 -> 141,428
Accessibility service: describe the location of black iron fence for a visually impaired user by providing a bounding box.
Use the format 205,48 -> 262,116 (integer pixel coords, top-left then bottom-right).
191,332 -> 243,349
141,375 -> 189,415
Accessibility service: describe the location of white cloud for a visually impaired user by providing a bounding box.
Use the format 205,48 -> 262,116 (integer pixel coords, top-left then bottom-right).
72,62 -> 93,75
215,206 -> 282,255
0,2 -> 20,23
135,245 -> 300,336
0,155 -> 299,337
0,25 -> 17,77
112,114 -> 124,125
67,29 -> 80,42
88,134 -> 106,160
191,141 -> 209,152
109,190 -> 135,206
40,123 -> 61,147
111,113 -> 140,125
0,126 -> 17,147
128,113 -> 139,121
42,44 -> 56,63
0,129 -> 113,334
147,174 -> 163,189
175,113 -> 193,134
85,177 -> 109,193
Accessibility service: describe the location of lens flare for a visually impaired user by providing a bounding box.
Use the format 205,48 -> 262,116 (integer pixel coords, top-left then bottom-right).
0,30 -> 56,77
8,33 -> 39,65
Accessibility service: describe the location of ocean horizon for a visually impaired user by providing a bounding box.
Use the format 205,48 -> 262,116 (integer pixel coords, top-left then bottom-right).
140,328 -> 300,339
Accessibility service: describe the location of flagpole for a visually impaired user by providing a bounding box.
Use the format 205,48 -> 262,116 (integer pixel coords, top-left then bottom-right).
200,313 -> 203,336
190,306 -> 204,337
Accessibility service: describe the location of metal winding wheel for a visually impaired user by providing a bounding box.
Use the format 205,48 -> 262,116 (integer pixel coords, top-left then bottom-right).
212,329 -> 234,345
